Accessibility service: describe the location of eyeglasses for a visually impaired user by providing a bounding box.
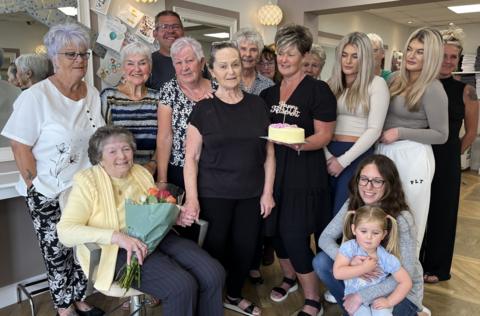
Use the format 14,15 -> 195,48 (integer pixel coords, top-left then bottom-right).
57,51 -> 91,60
155,23 -> 182,31
258,61 -> 275,67
358,176 -> 385,188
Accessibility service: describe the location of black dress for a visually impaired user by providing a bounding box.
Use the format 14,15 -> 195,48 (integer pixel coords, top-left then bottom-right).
420,76 -> 466,281
261,76 -> 337,237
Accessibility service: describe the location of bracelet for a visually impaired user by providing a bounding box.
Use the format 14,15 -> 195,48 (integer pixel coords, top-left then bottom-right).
158,180 -> 168,183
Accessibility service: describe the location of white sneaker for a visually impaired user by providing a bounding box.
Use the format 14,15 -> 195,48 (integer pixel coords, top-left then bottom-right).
420,306 -> 432,316
318,305 -> 324,316
323,290 -> 337,304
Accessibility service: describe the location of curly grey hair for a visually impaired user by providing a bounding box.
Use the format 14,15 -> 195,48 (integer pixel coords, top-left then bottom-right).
120,41 -> 152,66
171,37 -> 205,61
88,126 -> 136,165
232,28 -> 264,52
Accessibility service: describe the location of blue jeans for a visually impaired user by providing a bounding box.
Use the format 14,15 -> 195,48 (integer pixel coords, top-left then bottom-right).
327,141 -> 374,216
313,252 -> 348,315
312,252 -> 419,316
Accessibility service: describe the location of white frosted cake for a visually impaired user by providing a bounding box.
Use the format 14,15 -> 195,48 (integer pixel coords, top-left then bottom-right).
268,123 -> 305,144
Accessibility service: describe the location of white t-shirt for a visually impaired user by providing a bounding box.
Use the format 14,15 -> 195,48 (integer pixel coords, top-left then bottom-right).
1,79 -> 105,198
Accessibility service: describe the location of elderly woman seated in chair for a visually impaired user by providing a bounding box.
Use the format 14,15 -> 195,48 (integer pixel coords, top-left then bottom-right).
57,126 -> 225,316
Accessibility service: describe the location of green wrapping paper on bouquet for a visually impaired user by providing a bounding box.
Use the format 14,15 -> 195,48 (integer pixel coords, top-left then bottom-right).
116,187 -> 180,291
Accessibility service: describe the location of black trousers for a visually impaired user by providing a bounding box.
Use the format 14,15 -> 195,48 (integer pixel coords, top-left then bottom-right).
199,196 -> 262,298
115,233 -> 225,316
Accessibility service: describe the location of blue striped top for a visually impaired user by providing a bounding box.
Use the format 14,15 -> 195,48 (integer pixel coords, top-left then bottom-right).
100,87 -> 159,164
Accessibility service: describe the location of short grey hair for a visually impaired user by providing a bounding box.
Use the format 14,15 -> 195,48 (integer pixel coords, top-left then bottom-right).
120,41 -> 152,66
171,37 -> 204,61
15,54 -> 50,83
309,44 -> 326,67
233,28 -> 264,52
367,33 -> 384,51
275,24 -> 312,55
88,126 -> 136,165
44,22 -> 91,61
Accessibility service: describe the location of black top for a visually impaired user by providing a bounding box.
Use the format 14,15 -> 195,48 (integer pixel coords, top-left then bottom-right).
439,76 -> 466,145
189,93 -> 270,199
261,76 -> 337,235
147,51 -> 175,91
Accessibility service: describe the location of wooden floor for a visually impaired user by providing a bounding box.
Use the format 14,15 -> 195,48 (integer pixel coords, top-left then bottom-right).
2,170 -> 479,316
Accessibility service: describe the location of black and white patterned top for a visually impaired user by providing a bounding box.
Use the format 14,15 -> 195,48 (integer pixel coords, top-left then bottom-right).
159,78 -> 217,167
240,72 -> 274,95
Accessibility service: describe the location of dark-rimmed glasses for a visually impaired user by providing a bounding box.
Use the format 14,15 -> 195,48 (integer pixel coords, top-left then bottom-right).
358,176 -> 385,188
57,51 -> 91,60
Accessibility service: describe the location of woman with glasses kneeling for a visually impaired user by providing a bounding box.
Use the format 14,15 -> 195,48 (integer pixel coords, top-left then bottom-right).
1,22 -> 104,316
313,155 -> 424,316
58,126 -> 225,316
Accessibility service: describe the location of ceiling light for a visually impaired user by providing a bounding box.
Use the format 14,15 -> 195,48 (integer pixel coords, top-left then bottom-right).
258,1 -> 283,26
135,0 -> 158,3
407,21 -> 413,24
58,7 -> 77,16
448,4 -> 480,14
204,32 -> 230,39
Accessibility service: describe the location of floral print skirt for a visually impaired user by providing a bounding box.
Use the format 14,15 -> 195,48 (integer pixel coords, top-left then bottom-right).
25,185 -> 87,309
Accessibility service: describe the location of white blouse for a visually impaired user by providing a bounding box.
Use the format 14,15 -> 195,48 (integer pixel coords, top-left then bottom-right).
2,79 -> 105,198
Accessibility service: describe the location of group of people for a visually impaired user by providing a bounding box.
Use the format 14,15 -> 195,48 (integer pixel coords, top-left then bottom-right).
1,7 -> 478,316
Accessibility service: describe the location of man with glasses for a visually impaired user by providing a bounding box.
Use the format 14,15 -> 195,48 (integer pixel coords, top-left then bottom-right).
148,10 -> 185,90
232,28 -> 274,96
367,33 -> 392,81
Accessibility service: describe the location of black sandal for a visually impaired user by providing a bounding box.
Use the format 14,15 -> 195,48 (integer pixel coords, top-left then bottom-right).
270,276 -> 298,302
224,296 -> 261,316
297,299 -> 323,316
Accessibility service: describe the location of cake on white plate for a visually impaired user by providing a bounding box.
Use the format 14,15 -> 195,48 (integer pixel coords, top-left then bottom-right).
268,123 -> 305,144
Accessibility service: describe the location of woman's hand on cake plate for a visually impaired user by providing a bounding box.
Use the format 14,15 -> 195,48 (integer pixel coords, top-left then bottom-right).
327,157 -> 344,177
260,192 -> 275,218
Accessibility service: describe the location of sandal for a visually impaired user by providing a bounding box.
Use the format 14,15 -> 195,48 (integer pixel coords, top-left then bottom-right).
224,296 -> 261,316
423,273 -> 440,284
249,270 -> 264,285
297,299 -> 323,316
270,276 -> 298,303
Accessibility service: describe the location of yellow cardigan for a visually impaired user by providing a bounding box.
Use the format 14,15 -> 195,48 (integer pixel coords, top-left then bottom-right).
57,164 -> 154,291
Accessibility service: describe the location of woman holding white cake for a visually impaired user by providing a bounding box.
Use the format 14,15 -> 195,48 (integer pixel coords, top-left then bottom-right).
183,41 -> 275,316
260,24 -> 336,316
325,32 -> 390,216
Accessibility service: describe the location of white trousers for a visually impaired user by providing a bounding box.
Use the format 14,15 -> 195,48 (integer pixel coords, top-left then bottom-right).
375,140 -> 435,256
354,305 -> 393,316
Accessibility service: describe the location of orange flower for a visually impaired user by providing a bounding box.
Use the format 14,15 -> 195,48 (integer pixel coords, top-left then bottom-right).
147,187 -> 159,196
165,196 -> 177,204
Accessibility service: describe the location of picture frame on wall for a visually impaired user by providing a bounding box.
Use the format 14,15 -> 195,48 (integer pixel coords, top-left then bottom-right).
0,48 -> 20,80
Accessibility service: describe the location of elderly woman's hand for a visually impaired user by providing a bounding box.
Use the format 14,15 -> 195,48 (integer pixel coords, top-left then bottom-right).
260,192 -> 275,218
111,231 -> 148,265
176,207 -> 196,227
182,198 -> 200,223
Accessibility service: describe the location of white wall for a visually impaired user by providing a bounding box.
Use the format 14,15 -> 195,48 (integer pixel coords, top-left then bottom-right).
0,20 -> 49,55
317,11 -> 413,76
455,23 -> 480,55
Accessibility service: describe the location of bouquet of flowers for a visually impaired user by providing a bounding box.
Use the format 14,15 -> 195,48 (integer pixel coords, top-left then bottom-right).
116,186 -> 180,291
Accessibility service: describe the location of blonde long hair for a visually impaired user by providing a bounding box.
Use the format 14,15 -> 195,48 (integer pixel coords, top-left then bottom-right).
441,26 -> 465,53
328,32 -> 374,114
389,27 -> 443,111
342,206 -> 400,258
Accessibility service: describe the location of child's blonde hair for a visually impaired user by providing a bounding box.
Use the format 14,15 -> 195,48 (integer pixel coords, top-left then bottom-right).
343,205 -> 400,258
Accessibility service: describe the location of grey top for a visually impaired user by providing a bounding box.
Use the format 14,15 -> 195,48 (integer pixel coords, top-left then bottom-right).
240,72 -> 274,96
318,200 -> 424,309
383,79 -> 448,144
